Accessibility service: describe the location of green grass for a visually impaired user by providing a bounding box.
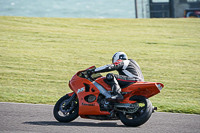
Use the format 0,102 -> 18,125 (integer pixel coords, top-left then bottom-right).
0,16 -> 199,114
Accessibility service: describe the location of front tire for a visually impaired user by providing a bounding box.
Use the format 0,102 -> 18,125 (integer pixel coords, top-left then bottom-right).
53,94 -> 79,122
119,96 -> 153,127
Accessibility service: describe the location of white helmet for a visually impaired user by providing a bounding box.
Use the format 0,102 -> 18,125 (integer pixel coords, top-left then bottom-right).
112,51 -> 128,63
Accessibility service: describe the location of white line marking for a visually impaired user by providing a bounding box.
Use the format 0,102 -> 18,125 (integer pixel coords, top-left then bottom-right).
0,102 -> 54,106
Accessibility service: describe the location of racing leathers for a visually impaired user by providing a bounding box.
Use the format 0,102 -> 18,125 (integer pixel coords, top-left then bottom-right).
94,59 -> 144,102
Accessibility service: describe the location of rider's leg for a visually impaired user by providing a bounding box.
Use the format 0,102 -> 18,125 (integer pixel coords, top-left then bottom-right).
106,73 -> 124,102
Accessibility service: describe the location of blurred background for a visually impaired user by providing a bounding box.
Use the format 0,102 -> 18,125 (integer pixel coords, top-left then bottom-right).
0,0 -> 200,18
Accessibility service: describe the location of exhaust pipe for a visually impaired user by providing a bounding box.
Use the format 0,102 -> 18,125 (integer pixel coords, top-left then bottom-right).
152,106 -> 157,113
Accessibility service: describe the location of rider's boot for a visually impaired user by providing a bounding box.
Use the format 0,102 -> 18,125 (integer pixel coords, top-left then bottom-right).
106,84 -> 124,103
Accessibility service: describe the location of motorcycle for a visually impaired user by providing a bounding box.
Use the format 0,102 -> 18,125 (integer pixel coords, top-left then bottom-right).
53,66 -> 164,127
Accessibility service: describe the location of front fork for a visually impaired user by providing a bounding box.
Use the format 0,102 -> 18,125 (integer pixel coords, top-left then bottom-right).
65,92 -> 76,105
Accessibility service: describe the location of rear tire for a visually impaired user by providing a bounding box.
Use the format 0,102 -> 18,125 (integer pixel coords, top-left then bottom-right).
119,96 -> 153,127
53,94 -> 79,122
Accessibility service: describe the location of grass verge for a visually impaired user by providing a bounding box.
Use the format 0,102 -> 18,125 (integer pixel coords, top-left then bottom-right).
0,16 -> 199,114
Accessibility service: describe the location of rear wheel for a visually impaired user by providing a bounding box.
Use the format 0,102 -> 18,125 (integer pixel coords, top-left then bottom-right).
53,94 -> 79,122
119,96 -> 153,127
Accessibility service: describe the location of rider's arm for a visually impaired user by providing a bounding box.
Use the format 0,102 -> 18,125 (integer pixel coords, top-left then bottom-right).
94,60 -> 124,73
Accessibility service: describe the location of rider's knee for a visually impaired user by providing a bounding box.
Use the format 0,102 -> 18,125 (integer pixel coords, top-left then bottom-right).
106,73 -> 114,81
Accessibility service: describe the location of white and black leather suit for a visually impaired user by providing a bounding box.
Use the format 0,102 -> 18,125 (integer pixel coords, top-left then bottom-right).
94,59 -> 144,97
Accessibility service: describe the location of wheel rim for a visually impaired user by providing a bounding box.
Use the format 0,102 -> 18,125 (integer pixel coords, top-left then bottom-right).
125,100 -> 147,120
58,98 -> 78,117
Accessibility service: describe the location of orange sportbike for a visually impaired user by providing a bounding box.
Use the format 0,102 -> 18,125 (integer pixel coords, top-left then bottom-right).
53,66 -> 164,127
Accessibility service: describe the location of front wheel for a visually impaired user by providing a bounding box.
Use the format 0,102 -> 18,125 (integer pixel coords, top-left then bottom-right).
53,94 -> 79,122
119,96 -> 153,127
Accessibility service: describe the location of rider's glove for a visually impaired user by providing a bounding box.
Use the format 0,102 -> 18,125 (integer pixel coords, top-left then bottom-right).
87,69 -> 95,75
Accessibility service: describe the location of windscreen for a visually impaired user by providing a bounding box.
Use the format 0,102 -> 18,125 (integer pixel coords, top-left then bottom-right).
78,66 -> 102,80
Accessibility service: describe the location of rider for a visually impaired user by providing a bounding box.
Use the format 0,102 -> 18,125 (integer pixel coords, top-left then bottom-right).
91,51 -> 144,102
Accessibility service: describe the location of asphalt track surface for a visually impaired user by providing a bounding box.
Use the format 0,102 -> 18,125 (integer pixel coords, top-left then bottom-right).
0,102 -> 200,133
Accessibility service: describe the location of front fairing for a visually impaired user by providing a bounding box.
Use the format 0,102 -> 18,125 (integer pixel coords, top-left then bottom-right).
68,66 -> 110,115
